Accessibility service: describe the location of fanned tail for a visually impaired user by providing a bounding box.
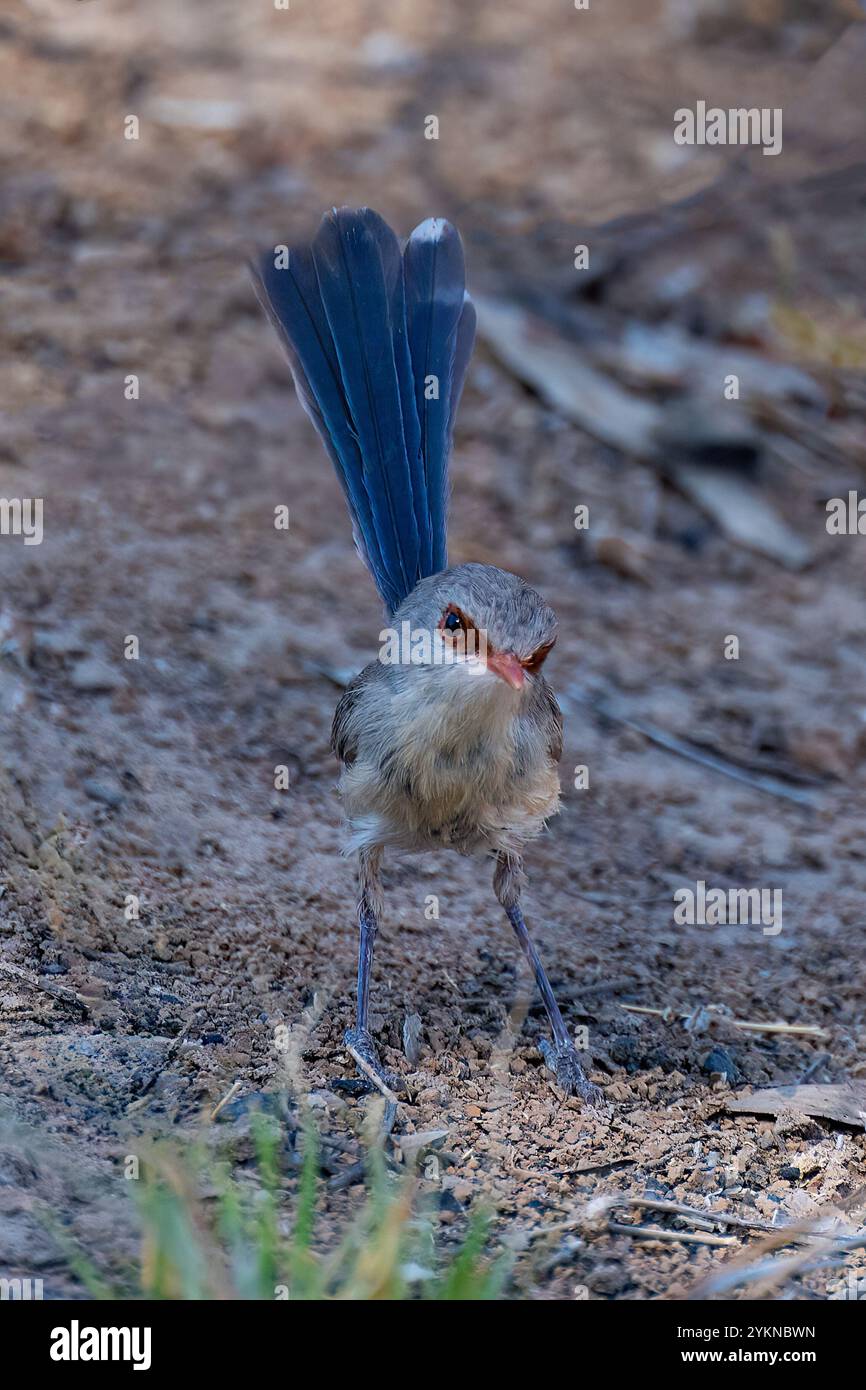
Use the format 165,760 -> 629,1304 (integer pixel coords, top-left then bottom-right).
251,207 -> 475,614
403,218 -> 471,574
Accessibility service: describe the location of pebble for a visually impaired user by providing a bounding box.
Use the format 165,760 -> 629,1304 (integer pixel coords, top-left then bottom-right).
702,1046 -> 738,1084
82,779 -> 124,808
70,658 -> 122,693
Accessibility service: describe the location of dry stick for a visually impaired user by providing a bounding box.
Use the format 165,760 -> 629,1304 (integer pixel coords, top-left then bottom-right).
620,1003 -> 829,1042
564,686 -> 814,809
730,1020 -> 829,1039
533,1194 -> 773,1242
620,1195 -> 774,1233
689,1184 -> 866,1300
0,959 -> 90,1017
607,1220 -> 737,1248
209,1079 -> 242,1122
695,1249 -> 830,1299
329,1161 -> 366,1191
693,1225 -> 866,1300
345,1043 -> 400,1105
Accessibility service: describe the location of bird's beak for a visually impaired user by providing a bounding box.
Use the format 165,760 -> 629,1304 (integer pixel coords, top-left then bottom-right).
486,650 -> 525,690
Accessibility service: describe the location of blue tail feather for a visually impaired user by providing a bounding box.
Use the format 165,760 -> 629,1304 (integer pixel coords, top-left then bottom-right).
449,292 -> 477,431
250,242 -> 389,599
403,218 -> 468,575
252,207 -> 474,614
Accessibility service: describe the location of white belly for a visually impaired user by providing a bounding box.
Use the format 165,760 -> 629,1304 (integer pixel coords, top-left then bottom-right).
340,667 -> 560,856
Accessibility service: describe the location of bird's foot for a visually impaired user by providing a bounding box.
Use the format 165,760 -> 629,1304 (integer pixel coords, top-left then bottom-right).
334,1026 -> 406,1098
539,1038 -> 604,1106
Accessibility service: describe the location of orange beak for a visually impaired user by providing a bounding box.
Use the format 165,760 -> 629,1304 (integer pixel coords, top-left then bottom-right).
486,650 -> 525,690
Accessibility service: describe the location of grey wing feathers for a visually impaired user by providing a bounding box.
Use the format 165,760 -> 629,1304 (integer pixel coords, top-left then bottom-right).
537,677 -> 563,764
331,681 -> 361,765
331,662 -> 381,765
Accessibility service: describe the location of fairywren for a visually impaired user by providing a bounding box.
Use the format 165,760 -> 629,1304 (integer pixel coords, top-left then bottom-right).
252,208 -> 599,1104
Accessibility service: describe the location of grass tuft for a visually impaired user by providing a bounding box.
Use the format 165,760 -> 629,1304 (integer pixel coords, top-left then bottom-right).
75,1105 -> 509,1301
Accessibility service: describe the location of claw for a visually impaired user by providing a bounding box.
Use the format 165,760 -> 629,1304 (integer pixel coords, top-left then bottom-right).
539,1038 -> 604,1106
340,1026 -> 406,1097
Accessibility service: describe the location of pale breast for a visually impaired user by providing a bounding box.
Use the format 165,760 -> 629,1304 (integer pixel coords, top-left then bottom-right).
337,662 -> 561,856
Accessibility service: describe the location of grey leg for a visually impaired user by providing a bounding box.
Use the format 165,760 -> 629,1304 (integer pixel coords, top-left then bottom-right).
494,852 -> 601,1105
343,847 -> 405,1094
355,903 -> 377,1034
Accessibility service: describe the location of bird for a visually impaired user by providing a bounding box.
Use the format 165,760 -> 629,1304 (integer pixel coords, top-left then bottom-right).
251,207 -> 600,1105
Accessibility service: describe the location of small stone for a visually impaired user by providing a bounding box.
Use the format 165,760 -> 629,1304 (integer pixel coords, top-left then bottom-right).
702,1046 -> 738,1084
438,1188 -> 464,1215
82,779 -> 124,808
402,1012 -> 423,1066
396,1128 -> 449,1160
33,627 -> 87,657
70,658 -> 122,693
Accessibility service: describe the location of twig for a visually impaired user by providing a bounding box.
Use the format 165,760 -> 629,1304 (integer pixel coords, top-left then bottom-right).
691,1223 -> 866,1299
618,1195 -> 774,1233
689,1182 -> 866,1297
607,1220 -> 737,1247
345,1043 -> 399,1105
328,1161 -> 366,1191
209,1079 -> 242,1122
620,1003 -> 829,1041
532,1193 -> 772,1242
0,959 -> 90,1017
731,1020 -> 829,1040
565,686 -> 814,809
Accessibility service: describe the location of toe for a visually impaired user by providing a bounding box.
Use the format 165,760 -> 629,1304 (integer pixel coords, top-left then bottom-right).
343,1027 -> 406,1096
539,1040 -> 604,1107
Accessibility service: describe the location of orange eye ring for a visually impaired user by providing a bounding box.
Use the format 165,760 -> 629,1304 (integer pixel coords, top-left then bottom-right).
438,604 -> 473,638
523,637 -> 556,674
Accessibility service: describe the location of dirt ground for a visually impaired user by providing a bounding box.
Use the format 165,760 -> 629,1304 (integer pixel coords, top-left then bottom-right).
2,0 -> 866,1299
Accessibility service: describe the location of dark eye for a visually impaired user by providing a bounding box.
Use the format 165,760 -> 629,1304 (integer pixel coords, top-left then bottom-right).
439,604 -> 474,640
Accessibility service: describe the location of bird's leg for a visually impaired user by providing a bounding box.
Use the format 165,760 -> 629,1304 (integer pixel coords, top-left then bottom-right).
353,847 -> 381,1037
343,847 -> 405,1095
494,852 -> 601,1105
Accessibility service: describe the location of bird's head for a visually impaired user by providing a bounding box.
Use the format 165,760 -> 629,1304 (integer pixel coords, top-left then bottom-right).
384,562 -> 557,697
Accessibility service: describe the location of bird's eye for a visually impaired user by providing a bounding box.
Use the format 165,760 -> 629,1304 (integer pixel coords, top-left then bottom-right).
439,605 -> 474,642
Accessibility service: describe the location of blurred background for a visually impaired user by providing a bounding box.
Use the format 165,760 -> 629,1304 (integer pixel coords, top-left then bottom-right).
1,0 -> 866,1300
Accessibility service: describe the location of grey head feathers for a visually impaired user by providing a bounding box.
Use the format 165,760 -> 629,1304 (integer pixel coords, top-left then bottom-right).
395,562 -> 558,667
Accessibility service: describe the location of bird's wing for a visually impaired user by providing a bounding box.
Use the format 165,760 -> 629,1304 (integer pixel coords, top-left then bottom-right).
330,661 -> 381,766
537,676 -> 563,764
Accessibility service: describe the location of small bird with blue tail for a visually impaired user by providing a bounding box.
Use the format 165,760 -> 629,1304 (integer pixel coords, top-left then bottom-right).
252,207 -> 600,1105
